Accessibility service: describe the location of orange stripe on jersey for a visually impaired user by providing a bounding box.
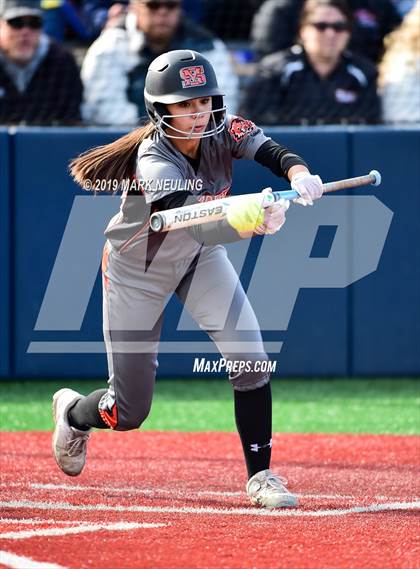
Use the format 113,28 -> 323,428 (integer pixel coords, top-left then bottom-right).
198,186 -> 231,203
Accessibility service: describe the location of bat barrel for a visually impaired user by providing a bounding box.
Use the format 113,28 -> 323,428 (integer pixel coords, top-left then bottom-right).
150,200 -> 227,232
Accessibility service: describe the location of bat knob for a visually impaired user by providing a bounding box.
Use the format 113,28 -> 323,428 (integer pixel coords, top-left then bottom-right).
150,213 -> 164,232
369,170 -> 382,186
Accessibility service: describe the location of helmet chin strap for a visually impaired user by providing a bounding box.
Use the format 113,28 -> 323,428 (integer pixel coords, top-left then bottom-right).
155,106 -> 227,139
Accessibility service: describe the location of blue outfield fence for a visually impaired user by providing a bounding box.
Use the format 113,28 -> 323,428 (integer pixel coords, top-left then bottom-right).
350,129 -> 420,375
0,129 -> 11,378
0,126 -> 419,379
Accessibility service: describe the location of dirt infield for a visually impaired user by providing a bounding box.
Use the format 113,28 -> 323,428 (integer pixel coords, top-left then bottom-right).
0,432 -> 419,569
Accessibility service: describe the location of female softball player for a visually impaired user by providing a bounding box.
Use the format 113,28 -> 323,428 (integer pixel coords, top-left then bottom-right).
52,49 -> 323,508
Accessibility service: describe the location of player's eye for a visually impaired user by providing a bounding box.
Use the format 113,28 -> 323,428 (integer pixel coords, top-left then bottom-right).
200,98 -> 210,105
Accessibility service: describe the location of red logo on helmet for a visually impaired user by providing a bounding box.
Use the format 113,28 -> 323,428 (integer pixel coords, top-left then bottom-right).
229,117 -> 258,142
180,65 -> 207,88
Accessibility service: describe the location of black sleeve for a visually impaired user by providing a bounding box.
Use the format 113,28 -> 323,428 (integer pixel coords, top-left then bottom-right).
152,191 -> 242,245
254,139 -> 309,179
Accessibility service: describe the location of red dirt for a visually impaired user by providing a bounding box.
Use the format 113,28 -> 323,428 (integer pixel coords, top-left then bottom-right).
0,432 -> 419,569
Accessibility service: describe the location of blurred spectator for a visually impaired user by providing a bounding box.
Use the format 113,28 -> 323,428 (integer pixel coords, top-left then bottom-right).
41,0 -> 128,43
240,0 -> 380,125
379,1 -> 420,123
42,0 -> 91,42
251,0 -> 402,63
0,0 -> 83,124
82,0 -> 127,36
81,0 -> 239,125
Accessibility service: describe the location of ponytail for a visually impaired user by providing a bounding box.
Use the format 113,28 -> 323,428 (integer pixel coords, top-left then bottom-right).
69,122 -> 156,188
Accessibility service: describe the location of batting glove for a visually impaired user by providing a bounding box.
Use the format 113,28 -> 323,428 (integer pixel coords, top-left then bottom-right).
254,189 -> 289,234
291,172 -> 323,206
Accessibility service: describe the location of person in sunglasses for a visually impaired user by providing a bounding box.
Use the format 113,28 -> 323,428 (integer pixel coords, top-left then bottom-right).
239,0 -> 380,125
81,0 -> 239,126
0,0 -> 82,124
251,0 -> 402,64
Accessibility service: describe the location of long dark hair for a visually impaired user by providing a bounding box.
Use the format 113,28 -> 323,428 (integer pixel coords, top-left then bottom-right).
69,122 -> 156,187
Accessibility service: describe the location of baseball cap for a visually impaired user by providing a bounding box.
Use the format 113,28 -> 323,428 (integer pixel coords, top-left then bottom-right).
0,0 -> 42,20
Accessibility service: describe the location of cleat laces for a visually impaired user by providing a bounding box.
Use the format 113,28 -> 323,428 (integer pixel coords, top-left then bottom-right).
264,474 -> 289,493
67,432 -> 90,457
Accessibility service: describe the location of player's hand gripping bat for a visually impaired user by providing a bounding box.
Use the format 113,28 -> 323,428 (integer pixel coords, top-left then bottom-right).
149,170 -> 382,233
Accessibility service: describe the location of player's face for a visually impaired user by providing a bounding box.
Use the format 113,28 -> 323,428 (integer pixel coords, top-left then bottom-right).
300,6 -> 350,61
0,17 -> 41,65
165,97 -> 213,138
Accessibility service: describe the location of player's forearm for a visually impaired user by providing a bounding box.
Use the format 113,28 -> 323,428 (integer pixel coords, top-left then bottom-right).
237,230 -> 254,239
254,139 -> 309,179
186,219 -> 243,245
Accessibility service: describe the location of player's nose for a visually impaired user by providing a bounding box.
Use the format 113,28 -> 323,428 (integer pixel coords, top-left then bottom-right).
191,110 -> 205,121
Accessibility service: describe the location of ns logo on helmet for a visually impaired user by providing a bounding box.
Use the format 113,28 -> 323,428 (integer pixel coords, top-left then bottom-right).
180,65 -> 207,88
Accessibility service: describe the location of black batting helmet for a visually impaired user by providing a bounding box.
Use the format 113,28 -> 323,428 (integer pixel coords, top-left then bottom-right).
144,49 -> 226,139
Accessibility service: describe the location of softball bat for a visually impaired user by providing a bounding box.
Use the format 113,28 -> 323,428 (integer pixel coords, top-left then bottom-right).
150,170 -> 381,233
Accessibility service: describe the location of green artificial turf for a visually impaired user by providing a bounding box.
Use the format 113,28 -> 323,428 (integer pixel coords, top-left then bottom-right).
0,378 -> 419,434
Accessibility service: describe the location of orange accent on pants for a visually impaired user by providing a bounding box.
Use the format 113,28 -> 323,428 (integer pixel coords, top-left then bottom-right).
102,242 -> 110,292
99,403 -> 118,429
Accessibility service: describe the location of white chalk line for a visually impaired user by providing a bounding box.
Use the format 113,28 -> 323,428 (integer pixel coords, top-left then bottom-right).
0,549 -> 67,569
0,519 -> 82,525
0,499 -> 419,519
40,483 -> 420,501
2,482 -> 418,503
0,521 -> 167,540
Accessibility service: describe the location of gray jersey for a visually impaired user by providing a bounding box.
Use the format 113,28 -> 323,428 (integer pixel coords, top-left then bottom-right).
104,115 -> 269,258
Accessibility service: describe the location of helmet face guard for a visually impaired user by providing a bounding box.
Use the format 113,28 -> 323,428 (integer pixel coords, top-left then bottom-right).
153,102 -> 227,139
144,49 -> 226,139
